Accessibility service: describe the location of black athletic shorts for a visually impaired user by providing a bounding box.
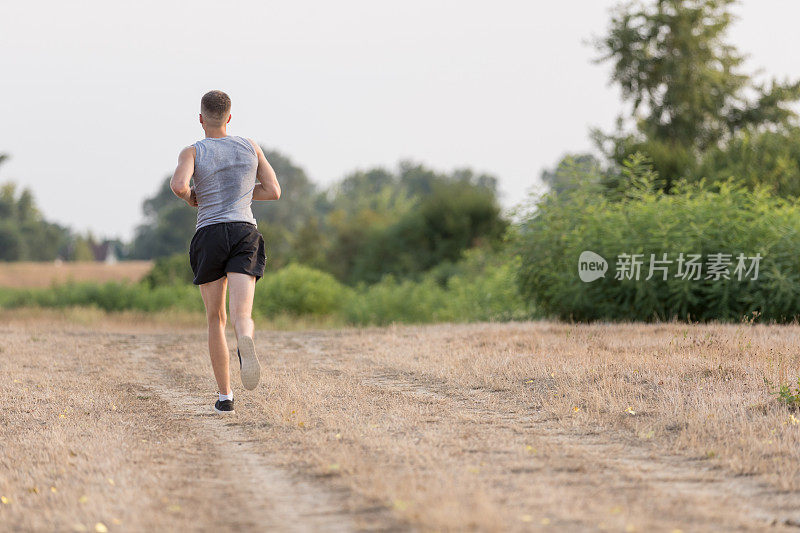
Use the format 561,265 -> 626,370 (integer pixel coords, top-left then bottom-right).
189,222 -> 266,285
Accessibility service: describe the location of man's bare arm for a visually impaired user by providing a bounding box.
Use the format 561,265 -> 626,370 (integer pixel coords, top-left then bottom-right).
248,140 -> 281,201
170,146 -> 197,207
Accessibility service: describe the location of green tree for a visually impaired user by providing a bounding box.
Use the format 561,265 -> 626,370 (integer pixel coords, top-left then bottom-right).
71,236 -> 96,262
291,217 -> 327,268
698,127 -> 800,198
595,0 -> 800,191
319,165 -> 416,281
252,149 -> 321,268
0,221 -> 23,260
348,172 -> 507,284
0,182 -> 69,261
252,149 -> 319,228
328,167 -> 409,214
132,177 -> 197,259
540,154 -> 602,195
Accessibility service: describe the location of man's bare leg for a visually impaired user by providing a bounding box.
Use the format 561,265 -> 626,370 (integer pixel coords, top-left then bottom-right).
199,276 -> 231,395
228,272 -> 260,389
227,272 -> 255,339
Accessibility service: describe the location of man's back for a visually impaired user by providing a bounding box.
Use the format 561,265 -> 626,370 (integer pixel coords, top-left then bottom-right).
192,135 -> 258,230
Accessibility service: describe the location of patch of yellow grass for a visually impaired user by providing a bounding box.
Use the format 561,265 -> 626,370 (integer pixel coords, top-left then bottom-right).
0,261 -> 152,288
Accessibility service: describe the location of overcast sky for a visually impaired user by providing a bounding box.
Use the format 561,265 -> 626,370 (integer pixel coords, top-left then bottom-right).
0,1 -> 796,240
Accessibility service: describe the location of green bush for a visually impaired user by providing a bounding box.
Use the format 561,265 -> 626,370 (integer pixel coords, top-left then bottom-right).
254,263 -> 353,317
345,248 -> 533,325
515,157 -> 800,322
142,253 -> 194,287
446,252 -> 532,322
345,276 -> 450,325
773,379 -> 800,408
0,282 -> 202,313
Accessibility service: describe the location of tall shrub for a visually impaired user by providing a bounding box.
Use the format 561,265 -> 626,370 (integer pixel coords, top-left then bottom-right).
516,159 -> 800,322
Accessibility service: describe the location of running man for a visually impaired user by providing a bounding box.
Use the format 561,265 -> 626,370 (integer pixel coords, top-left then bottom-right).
170,90 -> 281,415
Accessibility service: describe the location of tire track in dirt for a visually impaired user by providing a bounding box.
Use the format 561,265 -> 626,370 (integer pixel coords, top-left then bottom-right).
285,332 -> 800,531
126,338 -> 359,533
371,368 -> 800,530
537,422 -> 800,530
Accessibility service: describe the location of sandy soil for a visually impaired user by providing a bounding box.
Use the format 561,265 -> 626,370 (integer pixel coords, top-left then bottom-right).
2,318 -> 800,532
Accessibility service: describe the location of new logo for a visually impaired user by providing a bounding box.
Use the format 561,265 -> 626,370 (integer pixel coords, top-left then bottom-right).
578,251 -> 608,282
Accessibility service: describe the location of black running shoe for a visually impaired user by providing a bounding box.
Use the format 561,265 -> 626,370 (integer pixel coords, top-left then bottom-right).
213,399 -> 235,414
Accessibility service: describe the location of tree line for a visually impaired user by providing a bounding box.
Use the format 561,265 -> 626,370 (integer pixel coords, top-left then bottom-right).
132,155 -> 507,286
0,158 -> 70,262
0,148 -> 506,283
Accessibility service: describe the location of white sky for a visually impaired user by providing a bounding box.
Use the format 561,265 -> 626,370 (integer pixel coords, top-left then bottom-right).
0,1 -> 796,240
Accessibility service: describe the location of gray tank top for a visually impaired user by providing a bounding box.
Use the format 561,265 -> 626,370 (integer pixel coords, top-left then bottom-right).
192,135 -> 258,230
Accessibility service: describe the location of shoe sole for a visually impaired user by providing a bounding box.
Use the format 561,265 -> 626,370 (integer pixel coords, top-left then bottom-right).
213,405 -> 236,415
238,335 -> 261,390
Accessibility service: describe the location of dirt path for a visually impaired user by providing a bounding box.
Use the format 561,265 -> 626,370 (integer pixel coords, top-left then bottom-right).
3,320 -> 800,531
0,327 -> 398,532
126,340 -> 362,532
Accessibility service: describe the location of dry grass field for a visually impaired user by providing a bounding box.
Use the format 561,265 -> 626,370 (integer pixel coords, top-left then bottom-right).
2,312 -> 800,531
0,261 -> 153,288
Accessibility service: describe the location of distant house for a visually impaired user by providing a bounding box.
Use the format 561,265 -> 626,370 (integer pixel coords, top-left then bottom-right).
90,242 -> 118,264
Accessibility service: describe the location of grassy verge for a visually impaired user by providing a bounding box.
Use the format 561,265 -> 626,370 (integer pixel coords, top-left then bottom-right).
0,252 -> 534,326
